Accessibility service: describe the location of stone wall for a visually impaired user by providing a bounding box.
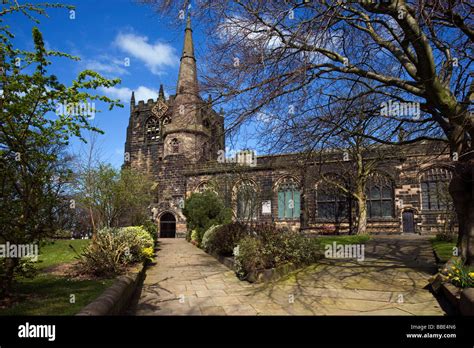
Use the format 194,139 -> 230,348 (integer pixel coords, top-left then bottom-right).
182,142 -> 455,236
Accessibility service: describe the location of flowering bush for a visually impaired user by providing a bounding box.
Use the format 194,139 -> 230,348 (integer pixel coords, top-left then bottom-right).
190,230 -> 200,246
201,225 -> 221,252
443,259 -> 474,288
142,247 -> 154,262
120,226 -> 154,262
77,226 -> 154,277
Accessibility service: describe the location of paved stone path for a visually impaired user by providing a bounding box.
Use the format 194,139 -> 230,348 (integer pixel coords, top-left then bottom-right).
134,237 -> 446,315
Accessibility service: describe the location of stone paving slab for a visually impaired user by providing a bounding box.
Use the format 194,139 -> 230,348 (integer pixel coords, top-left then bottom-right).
134,238 -> 446,316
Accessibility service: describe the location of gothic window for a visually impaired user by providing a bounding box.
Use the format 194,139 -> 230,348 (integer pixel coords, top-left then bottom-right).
163,116 -> 171,126
277,177 -> 300,220
145,117 -> 160,142
196,182 -> 209,193
366,174 -> 394,218
171,138 -> 179,153
316,177 -> 348,220
421,167 -> 453,211
236,181 -> 257,220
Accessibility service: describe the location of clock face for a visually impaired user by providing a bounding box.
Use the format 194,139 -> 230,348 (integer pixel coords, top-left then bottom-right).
152,99 -> 168,118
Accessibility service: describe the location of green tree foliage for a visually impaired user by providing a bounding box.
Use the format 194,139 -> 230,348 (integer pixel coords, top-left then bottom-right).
0,3 -> 121,297
182,190 -> 232,242
74,165 -> 153,232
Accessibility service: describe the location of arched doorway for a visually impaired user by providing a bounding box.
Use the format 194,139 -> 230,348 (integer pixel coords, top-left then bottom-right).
402,210 -> 415,233
160,212 -> 176,238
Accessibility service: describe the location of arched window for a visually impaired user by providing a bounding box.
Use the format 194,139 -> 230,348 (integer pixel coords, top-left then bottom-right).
145,117 -> 160,142
277,177 -> 300,220
236,181 -> 257,220
171,138 -> 179,153
366,174 -> 394,218
162,116 -> 171,126
421,167 -> 453,211
316,176 -> 348,220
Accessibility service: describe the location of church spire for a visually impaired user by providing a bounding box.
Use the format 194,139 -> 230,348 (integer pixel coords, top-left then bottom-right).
159,84 -> 165,100
130,91 -> 135,111
176,13 -> 198,95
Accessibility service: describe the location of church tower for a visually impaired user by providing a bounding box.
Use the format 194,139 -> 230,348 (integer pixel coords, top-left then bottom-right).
123,14 -> 225,237
162,15 -> 224,162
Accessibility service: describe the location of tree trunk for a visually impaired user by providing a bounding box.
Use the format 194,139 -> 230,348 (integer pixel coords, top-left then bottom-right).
449,160 -> 474,265
1,258 -> 19,297
356,196 -> 368,235
89,205 -> 97,241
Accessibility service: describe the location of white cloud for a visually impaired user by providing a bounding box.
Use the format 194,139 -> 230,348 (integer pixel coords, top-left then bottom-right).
85,58 -> 129,76
114,32 -> 178,75
99,86 -> 158,103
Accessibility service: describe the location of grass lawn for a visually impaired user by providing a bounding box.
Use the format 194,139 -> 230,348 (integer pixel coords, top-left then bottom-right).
430,238 -> 457,263
36,239 -> 90,270
0,275 -> 113,315
0,239 -> 114,316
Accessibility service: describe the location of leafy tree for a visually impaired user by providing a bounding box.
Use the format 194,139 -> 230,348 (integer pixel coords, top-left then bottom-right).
74,165 -> 153,232
0,3 -> 121,296
182,190 -> 232,242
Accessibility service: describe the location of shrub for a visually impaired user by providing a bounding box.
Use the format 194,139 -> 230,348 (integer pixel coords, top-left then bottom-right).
120,226 -> 154,261
141,220 -> 158,243
201,225 -> 221,253
207,222 -> 248,256
234,236 -> 265,279
183,190 -> 232,241
190,230 -> 199,246
77,228 -> 129,277
77,226 -> 153,277
232,224 -> 322,277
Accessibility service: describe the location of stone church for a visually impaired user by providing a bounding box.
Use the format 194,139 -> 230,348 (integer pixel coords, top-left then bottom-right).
124,16 -> 455,238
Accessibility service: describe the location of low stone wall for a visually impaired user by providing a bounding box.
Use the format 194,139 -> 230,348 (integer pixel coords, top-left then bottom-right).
210,252 -> 236,271
432,279 -> 474,316
460,288 -> 474,316
209,249 -> 306,284
76,263 -> 146,316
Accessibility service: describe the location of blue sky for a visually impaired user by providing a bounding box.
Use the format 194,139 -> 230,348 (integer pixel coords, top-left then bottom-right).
9,0 -> 258,167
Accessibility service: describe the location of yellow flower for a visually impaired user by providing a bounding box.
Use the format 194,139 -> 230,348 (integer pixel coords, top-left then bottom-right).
448,273 -> 452,277
469,272 -> 474,278
453,277 -> 460,281
451,266 -> 456,270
